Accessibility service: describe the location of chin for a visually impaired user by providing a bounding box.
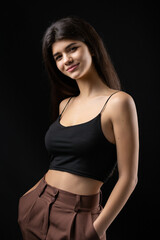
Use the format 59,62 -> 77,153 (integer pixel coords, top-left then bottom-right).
74,69 -> 90,80
69,73 -> 82,80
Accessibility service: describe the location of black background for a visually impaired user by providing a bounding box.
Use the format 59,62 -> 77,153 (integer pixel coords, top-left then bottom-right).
1,1 -> 159,239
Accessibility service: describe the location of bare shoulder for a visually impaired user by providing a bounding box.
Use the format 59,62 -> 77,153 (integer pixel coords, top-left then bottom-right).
59,97 -> 72,114
108,91 -> 137,120
111,91 -> 135,106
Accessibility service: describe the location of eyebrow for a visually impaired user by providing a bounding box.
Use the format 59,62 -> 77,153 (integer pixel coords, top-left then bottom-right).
53,42 -> 77,58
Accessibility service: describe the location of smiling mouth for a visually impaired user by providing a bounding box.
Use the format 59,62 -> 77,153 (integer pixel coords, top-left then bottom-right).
67,63 -> 80,72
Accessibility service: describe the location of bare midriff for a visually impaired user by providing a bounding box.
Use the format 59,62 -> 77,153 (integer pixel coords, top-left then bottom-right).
44,169 -> 103,195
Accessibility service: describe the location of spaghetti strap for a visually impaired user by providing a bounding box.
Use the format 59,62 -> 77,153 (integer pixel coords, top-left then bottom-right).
100,91 -> 120,114
59,97 -> 72,119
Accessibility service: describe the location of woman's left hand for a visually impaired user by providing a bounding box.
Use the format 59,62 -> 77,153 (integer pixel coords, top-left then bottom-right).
93,219 -> 106,239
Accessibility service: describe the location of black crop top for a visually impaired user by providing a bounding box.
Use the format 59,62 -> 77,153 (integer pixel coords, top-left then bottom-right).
45,91 -> 119,183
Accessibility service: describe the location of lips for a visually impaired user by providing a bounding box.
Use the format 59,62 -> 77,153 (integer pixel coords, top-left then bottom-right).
66,63 -> 79,72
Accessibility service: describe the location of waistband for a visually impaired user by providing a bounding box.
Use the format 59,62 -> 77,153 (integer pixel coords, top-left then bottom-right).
36,175 -> 103,212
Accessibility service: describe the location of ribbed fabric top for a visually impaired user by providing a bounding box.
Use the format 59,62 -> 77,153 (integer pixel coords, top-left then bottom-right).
45,92 -> 119,183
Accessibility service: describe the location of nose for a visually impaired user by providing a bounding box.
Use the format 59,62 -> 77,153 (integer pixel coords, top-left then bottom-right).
63,54 -> 73,65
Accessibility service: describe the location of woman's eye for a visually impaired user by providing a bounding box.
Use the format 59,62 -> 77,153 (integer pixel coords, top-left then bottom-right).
70,47 -> 78,52
55,47 -> 78,61
55,55 -> 61,61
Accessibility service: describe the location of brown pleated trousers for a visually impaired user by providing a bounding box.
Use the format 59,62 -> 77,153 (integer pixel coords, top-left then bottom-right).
18,175 -> 106,240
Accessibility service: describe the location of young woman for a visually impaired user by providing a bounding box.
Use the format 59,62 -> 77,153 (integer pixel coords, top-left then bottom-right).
18,16 -> 139,240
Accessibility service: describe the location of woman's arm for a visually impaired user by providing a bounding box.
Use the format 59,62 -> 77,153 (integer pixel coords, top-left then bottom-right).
94,92 -> 139,238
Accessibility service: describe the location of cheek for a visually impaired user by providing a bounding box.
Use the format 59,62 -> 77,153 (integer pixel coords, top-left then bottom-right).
56,62 -> 63,72
81,48 -> 92,63
81,52 -> 92,69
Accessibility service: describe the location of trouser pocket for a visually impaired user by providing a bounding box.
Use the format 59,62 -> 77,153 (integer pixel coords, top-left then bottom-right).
18,179 -> 42,225
18,179 -> 59,240
89,205 -> 106,240
25,196 -> 50,237
18,178 -> 47,239
89,211 -> 101,240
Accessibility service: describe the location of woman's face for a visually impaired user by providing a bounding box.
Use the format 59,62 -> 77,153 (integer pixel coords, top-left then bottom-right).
52,39 -> 93,80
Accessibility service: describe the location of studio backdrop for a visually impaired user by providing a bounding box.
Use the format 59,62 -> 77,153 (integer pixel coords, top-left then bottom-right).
0,1 -> 159,239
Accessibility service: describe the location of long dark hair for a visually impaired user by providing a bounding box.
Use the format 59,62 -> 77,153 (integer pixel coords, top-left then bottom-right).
42,16 -> 121,122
